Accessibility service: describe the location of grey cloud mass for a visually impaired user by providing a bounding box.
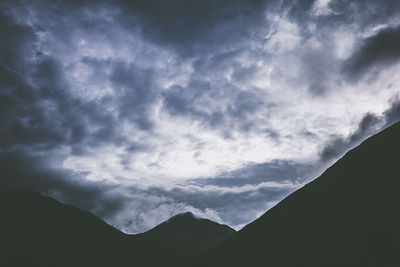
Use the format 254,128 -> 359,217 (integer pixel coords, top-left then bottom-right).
115,0 -> 273,56
319,113 -> 382,162
344,26 -> 400,81
1,0 -> 400,233
383,96 -> 400,126
320,97 -> 400,162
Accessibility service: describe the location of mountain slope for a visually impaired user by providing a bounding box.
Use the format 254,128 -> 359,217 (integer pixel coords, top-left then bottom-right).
0,191 -> 234,266
139,212 -> 235,258
0,191 -> 133,267
196,121 -> 400,267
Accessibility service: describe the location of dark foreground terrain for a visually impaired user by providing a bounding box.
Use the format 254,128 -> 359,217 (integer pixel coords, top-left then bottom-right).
1,121 -> 399,266
195,121 -> 400,267
0,191 -> 235,267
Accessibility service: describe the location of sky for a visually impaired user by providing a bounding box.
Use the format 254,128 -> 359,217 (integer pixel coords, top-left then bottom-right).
1,0 -> 400,233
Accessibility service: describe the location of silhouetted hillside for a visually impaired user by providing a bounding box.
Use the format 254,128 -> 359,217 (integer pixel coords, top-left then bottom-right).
195,121 -> 400,267
0,191 -> 234,266
0,191 -> 132,267
138,211 -> 235,259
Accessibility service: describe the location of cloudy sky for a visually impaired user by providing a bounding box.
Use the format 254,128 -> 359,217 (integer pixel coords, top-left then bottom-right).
1,0 -> 400,233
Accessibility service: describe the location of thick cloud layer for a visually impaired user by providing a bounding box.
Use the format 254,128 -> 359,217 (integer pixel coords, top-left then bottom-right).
1,0 -> 400,232
344,26 -> 400,80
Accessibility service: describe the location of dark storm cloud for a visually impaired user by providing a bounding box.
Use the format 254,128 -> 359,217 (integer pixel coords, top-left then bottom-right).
0,12 -> 66,149
344,26 -> 400,80
162,50 -> 271,133
2,0 -> 275,57
79,56 -> 160,132
320,113 -> 382,162
110,61 -> 158,131
115,0 -> 272,56
167,50 -> 272,133
162,83 -> 268,134
0,12 -> 36,85
162,81 -> 226,129
0,55 -> 120,151
2,0 -> 275,146
0,6 -> 158,152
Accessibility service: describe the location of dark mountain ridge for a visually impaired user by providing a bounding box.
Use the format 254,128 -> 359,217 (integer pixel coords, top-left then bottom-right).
138,211 -> 235,256
0,191 -> 128,267
195,121 -> 400,267
0,191 -> 235,267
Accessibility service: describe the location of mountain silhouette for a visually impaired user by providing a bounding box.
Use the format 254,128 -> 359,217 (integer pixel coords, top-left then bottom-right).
138,211 -> 235,259
194,121 -> 400,267
0,191 -> 234,266
0,191 -> 130,267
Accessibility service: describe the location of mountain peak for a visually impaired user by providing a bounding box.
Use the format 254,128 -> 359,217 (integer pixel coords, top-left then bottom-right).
139,212 -> 236,257
167,211 -> 197,222
173,211 -> 195,218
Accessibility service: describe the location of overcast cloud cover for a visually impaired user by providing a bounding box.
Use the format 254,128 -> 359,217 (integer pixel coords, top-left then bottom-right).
1,0 -> 400,233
